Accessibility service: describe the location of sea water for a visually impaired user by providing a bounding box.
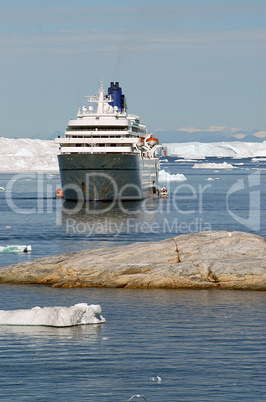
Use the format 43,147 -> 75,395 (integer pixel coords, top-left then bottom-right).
0,157 -> 265,401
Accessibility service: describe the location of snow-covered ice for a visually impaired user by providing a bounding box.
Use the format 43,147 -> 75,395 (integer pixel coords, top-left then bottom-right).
159,169 -> 187,181
174,159 -> 199,162
0,137 -> 59,171
164,141 -> 266,158
1,137 -> 266,172
206,177 -> 221,181
193,162 -> 235,169
251,157 -> 266,162
0,303 -> 106,327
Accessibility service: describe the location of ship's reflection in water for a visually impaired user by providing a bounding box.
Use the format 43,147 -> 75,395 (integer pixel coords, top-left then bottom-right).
58,197 -> 171,243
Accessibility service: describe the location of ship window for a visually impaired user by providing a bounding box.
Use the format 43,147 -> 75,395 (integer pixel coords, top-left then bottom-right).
67,126 -> 129,132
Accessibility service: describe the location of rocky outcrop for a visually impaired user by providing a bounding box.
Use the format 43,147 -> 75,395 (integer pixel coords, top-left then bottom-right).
0,231 -> 265,290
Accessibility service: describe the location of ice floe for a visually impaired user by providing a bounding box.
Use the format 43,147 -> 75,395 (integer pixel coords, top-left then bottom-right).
251,157 -> 266,162
174,159 -> 199,162
159,169 -> 187,181
206,178 -> 221,181
192,162 -> 235,169
0,303 -> 106,327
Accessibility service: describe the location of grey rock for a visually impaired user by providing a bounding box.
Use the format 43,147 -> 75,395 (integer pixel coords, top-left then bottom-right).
0,231 -> 265,290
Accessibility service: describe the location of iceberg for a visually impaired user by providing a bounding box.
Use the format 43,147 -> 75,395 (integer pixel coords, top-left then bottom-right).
163,141 -> 266,158
159,169 -> 187,181
192,162 -> 235,169
206,177 -> 221,181
0,137 -> 59,172
251,157 -> 266,162
0,303 -> 105,327
174,158 -> 200,162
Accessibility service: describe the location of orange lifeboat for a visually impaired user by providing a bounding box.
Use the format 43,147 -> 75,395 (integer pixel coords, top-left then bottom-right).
55,188 -> 64,198
147,135 -> 159,147
138,137 -> 144,147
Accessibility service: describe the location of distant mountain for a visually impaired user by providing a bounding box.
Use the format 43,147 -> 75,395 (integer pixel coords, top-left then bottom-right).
241,135 -> 263,143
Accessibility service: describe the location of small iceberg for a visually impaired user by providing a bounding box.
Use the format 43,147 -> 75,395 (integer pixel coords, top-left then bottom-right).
159,169 -> 187,181
251,157 -> 266,162
192,162 -> 235,169
0,187 -> 5,191
206,177 -> 214,181
0,245 -> 32,253
174,159 -> 198,162
0,303 -> 106,327
206,177 -> 221,181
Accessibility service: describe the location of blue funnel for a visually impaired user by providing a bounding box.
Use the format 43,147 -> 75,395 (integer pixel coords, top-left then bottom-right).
108,82 -> 125,112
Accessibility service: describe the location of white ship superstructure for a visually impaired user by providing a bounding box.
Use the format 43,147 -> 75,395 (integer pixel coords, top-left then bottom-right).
55,81 -> 160,201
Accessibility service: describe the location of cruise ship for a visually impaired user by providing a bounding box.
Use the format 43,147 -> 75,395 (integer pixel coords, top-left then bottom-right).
55,81 -> 160,201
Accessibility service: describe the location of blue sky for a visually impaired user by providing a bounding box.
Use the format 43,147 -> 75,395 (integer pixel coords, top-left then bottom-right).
0,0 -> 265,141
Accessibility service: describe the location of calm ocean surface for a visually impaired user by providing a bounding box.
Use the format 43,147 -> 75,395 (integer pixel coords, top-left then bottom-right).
0,157 -> 266,401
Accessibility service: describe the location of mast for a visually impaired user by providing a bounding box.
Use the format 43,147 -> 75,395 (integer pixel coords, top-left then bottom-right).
84,80 -> 113,115
97,80 -> 104,114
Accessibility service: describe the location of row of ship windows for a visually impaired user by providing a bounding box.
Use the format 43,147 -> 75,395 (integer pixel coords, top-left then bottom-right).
66,126 -> 147,135
66,126 -> 128,131
61,144 -> 130,147
66,135 -> 133,139
132,127 -> 146,134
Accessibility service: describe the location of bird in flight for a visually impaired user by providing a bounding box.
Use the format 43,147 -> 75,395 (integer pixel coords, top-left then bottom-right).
128,395 -> 147,401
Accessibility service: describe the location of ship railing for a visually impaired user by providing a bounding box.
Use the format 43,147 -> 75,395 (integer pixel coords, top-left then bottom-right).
55,137 -> 140,145
59,146 -> 136,154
